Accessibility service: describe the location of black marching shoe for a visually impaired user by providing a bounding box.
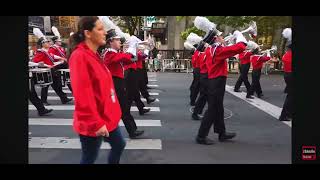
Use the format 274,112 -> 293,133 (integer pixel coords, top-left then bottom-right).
192,113 -> 201,120
234,89 -> 242,93
257,93 -> 264,98
218,132 -> 236,142
129,130 -> 145,139
279,116 -> 291,121
43,102 -> 51,106
139,108 -> 151,115
146,97 -> 156,104
246,94 -> 254,99
38,108 -> 53,116
196,136 -> 215,145
62,97 -> 73,104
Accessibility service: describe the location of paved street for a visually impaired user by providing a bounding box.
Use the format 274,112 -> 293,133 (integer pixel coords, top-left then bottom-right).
29,72 -> 291,164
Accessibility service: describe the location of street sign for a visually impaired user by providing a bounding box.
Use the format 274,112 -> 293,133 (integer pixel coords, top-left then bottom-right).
146,16 -> 156,27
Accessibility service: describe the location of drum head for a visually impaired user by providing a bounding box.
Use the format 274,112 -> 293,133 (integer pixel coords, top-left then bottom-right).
30,68 -> 51,73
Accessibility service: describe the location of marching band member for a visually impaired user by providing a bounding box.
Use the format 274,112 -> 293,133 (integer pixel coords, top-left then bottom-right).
196,31 -> 247,145
247,48 -> 271,98
49,26 -> 73,92
123,44 -> 151,116
191,46 -> 208,120
279,28 -> 292,121
234,40 -> 260,98
192,31 -> 223,121
136,47 -> 156,104
28,62 -> 53,116
103,29 -> 144,138
189,44 -> 201,106
234,50 -> 253,94
68,16 -> 126,164
32,28 -> 72,105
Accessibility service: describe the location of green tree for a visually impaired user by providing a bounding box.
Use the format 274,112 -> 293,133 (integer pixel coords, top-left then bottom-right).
110,16 -> 143,36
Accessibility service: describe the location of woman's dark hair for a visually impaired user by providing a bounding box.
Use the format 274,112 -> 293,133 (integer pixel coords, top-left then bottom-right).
67,16 -> 99,58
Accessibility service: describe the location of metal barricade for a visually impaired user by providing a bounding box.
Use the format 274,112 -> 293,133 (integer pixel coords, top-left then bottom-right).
161,59 -> 192,73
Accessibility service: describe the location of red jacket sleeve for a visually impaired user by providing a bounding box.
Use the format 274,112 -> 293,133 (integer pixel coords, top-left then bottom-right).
33,52 -> 53,65
105,52 -> 132,65
138,51 -> 148,60
215,42 -> 246,62
282,50 -> 291,63
69,52 -> 106,133
259,56 -> 271,62
33,52 -> 44,63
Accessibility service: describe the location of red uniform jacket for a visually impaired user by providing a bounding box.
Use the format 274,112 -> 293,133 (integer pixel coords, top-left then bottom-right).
124,62 -> 137,71
49,45 -> 67,60
136,50 -> 148,69
251,55 -> 271,70
239,51 -> 253,65
33,49 -> 55,66
69,42 -> 122,137
207,42 -> 246,79
199,48 -> 209,74
282,49 -> 292,73
191,50 -> 200,69
103,48 -> 133,79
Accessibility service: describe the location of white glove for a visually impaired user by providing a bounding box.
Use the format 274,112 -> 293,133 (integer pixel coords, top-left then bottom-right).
246,41 -> 257,50
233,30 -> 248,44
126,47 -> 136,57
144,49 -> 149,56
266,51 -> 271,57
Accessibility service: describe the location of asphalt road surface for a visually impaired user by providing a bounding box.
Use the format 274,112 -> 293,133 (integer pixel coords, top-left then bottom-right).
29,72 -> 291,164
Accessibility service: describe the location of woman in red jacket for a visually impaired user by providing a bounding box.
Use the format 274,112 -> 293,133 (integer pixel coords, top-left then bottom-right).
68,16 -> 126,164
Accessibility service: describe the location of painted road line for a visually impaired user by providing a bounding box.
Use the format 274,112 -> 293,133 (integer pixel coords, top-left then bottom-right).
147,84 -> 159,88
29,137 -> 162,150
225,85 -> 291,127
44,96 -> 160,102
148,79 -> 157,82
29,118 -> 161,126
48,90 -> 159,96
29,105 -> 160,112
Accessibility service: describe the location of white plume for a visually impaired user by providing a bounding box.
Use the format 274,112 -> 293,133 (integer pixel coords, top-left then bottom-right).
98,16 -> 117,31
194,16 -> 216,33
186,33 -> 202,45
124,33 -> 131,41
282,28 -> 292,41
70,32 -> 74,37
246,40 -> 259,51
270,45 -> 277,52
51,26 -> 60,38
184,41 -> 195,50
33,28 -> 45,39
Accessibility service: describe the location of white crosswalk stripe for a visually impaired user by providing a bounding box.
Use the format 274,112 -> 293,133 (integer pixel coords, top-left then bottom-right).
29,137 -> 162,150
48,90 -> 160,96
43,96 -> 160,102
225,85 -> 291,127
29,118 -> 161,126
29,105 -> 160,111
29,74 -> 162,154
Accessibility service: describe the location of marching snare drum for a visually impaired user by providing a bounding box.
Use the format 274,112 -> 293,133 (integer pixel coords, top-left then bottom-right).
57,69 -> 70,87
29,68 -> 53,87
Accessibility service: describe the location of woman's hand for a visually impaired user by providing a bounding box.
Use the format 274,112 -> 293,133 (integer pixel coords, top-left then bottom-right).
95,125 -> 109,137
